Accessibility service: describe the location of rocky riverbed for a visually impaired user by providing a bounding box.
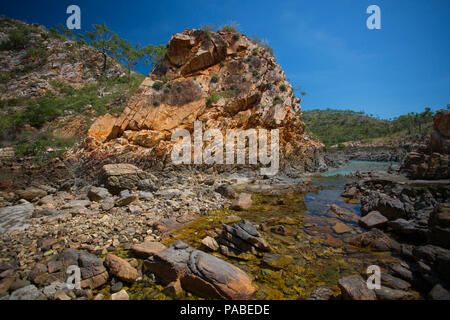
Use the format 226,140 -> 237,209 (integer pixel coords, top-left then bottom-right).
1,158 -> 448,300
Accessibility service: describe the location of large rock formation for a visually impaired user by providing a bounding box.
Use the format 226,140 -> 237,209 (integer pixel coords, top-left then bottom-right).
77,28 -> 324,174
143,240 -> 256,299
400,111 -> 450,179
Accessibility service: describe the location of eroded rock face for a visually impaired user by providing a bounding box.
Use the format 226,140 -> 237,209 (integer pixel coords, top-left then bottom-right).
400,111 -> 450,179
144,240 -> 256,299
79,28 -> 324,173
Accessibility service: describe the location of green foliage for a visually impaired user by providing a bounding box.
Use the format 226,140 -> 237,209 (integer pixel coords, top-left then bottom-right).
232,34 -> 240,41
302,107 -> 437,146
231,52 -> 238,58
273,96 -> 283,105
14,131 -> 75,161
279,84 -> 287,92
0,24 -> 32,50
252,48 -> 259,56
211,74 -> 220,83
266,82 -> 273,90
152,81 -> 164,91
252,70 -> 260,77
201,24 -> 217,40
85,22 -> 120,73
153,100 -> 160,107
222,25 -> 236,32
207,92 -> 220,104
250,35 -> 274,56
0,74 -> 144,138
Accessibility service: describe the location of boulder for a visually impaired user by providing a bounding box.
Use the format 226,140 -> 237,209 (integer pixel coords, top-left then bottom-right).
338,275 -> 376,300
350,229 -> 394,251
428,202 -> 450,249
230,193 -> 252,211
428,283 -> 450,300
17,188 -> 47,201
374,286 -> 415,300
215,184 -> 237,199
358,211 -> 388,229
100,163 -> 158,195
110,289 -> 129,300
115,190 -> 137,207
87,186 -> 111,202
144,240 -> 256,299
9,285 -> 44,300
307,286 -> 334,300
130,241 -> 167,258
104,254 -> 138,283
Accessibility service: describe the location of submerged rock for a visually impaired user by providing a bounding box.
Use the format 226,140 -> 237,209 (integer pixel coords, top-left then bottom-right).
350,228 -> 394,252
358,211 -> 388,229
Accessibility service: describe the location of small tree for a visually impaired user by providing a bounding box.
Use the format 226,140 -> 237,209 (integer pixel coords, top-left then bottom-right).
118,39 -> 145,79
85,22 -> 120,74
142,44 -> 167,66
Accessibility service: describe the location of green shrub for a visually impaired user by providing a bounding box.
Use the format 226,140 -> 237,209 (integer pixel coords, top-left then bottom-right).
153,100 -> 160,107
232,34 -> 240,41
220,61 -> 225,67
252,48 -> 259,56
206,92 -> 220,104
152,81 -> 163,91
222,25 -> 236,32
177,85 -> 183,93
14,131 -> 75,161
266,83 -> 273,90
279,84 -> 287,92
163,87 -> 170,94
252,70 -> 260,77
211,74 -> 219,83
273,96 -> 283,105
231,52 -> 238,58
201,24 -> 217,40
0,27 -> 31,50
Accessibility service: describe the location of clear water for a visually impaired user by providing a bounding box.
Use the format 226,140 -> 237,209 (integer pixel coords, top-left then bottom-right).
321,160 -> 398,177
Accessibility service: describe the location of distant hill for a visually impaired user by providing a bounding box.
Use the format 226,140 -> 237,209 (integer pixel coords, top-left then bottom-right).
302,108 -> 437,146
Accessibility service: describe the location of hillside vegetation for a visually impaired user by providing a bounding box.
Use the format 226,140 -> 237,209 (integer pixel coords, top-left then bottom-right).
0,17 -> 165,161
301,107 -> 446,146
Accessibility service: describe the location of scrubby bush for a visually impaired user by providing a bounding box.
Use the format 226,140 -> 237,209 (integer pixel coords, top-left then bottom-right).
153,100 -> 160,107
211,74 -> 219,83
206,92 -> 220,104
232,34 -> 240,41
279,84 -> 287,92
252,70 -> 260,77
273,96 -> 283,105
152,81 -> 163,91
0,27 -> 31,50
222,25 -> 236,32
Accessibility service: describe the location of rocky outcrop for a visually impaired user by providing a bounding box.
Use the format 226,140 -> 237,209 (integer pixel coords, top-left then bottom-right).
77,28 -> 324,173
400,111 -> 450,179
143,240 -> 256,299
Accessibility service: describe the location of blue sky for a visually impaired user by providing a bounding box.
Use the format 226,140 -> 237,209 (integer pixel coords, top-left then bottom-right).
1,0 -> 449,119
